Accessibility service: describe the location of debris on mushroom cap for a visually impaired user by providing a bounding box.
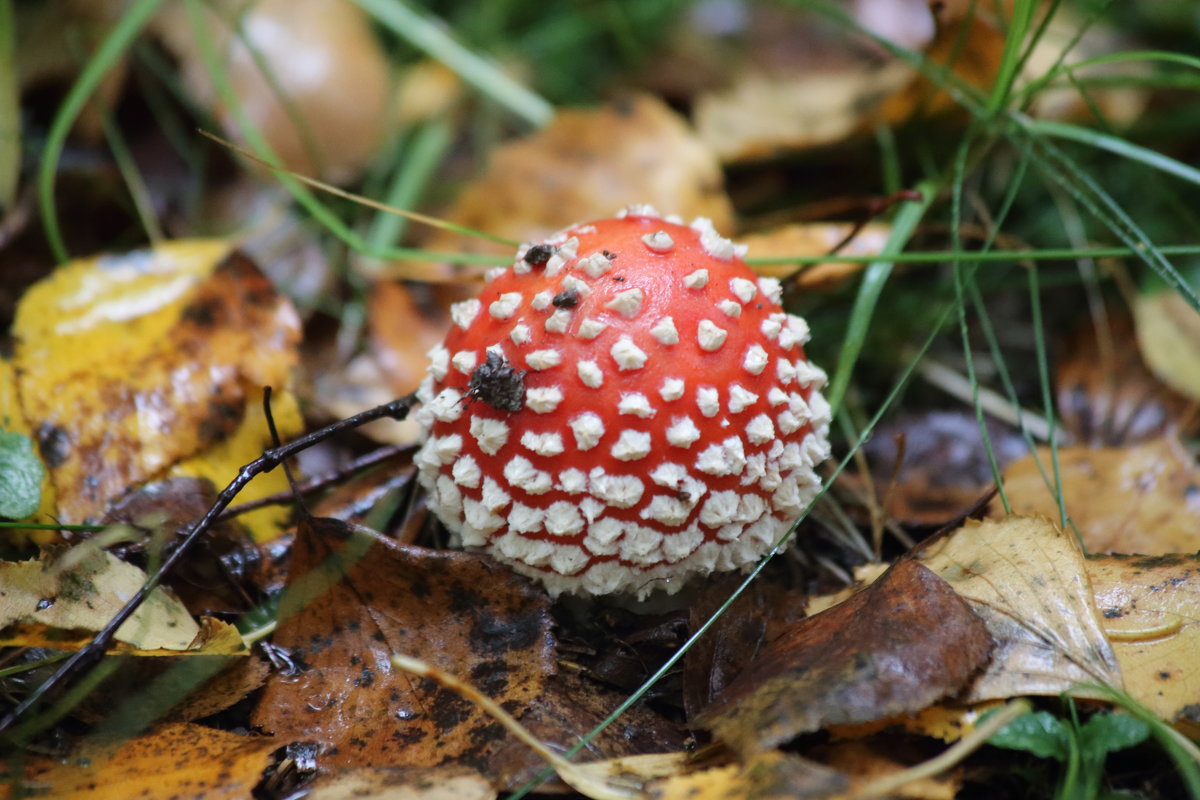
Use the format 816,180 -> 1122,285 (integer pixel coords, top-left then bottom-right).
413,207 -> 832,597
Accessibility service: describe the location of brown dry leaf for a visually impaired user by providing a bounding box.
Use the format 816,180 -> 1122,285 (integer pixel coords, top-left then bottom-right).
999,438 -> 1200,555
17,722 -> 277,799
153,0 -> 390,182
12,242 -> 301,538
739,222 -> 891,290
0,616 -> 244,657
649,750 -> 848,800
915,517 -> 1123,703
251,518 -> 557,782
818,740 -> 960,800
1056,313 -> 1198,446
0,548 -> 199,651
1090,553 -> 1200,733
308,766 -> 494,800
695,560 -> 992,755
410,94 -> 733,280
1134,290 -> 1200,404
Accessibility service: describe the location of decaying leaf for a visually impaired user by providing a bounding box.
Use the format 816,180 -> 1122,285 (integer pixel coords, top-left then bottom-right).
1134,289 -> 1200,404
0,549 -> 199,651
817,739 -> 961,800
11,241 -> 301,539
409,94 -> 733,280
695,560 -> 992,755
1089,553 -> 1200,733
999,438 -> 1200,555
738,222 -> 891,289
251,518 -> 557,782
916,517 -> 1123,703
307,766 -> 494,800
1056,313 -> 1198,446
17,722 -> 278,799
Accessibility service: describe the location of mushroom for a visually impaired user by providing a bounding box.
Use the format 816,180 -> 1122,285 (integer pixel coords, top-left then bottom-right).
412,208 -> 832,597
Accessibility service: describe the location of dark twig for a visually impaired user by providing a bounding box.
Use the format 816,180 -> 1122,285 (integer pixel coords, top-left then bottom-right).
263,386 -> 309,519
0,392 -> 418,736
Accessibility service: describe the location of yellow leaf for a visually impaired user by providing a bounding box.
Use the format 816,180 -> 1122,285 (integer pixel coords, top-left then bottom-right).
1134,290 -> 1200,403
916,517 -> 1123,702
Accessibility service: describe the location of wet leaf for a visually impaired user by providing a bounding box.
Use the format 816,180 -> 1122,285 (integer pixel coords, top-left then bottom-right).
1089,553 -> 1200,731
12,242 -> 301,538
0,549 -> 199,651
18,722 -> 278,799
308,766 -> 494,800
916,517 -> 1123,703
251,518 -> 557,782
649,750 -> 848,800
817,739 -> 961,800
411,94 -> 733,280
1056,313 -> 1198,446
0,429 -> 43,519
1134,290 -> 1200,404
0,615 -> 245,657
695,560 -> 992,755
999,438 -> 1200,555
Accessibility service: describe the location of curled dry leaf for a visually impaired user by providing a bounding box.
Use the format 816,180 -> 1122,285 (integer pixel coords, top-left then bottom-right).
153,0 -> 391,182
1056,313 -> 1197,446
11,242 -> 302,539
738,222 -> 891,290
18,722 -> 278,799
915,517 -> 1123,704
998,438 -> 1200,555
1089,553 -> 1200,734
251,518 -> 557,782
409,94 -> 733,280
695,560 -> 992,755
1134,290 -> 1200,404
0,548 -> 200,651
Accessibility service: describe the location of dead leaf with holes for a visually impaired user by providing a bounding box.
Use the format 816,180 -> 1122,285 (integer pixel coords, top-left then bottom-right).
998,438 -> 1200,555
0,547 -> 242,654
402,94 -> 733,282
16,722 -> 278,799
11,241 -> 302,541
1089,552 -> 1200,735
915,517 -> 1123,703
694,560 -> 992,755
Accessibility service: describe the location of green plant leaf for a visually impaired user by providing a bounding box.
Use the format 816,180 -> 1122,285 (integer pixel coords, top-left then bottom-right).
1079,713 -> 1151,758
989,711 -> 1071,761
0,430 -> 44,519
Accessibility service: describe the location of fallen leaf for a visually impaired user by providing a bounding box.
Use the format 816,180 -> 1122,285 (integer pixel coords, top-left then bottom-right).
251,518 -> 557,782
998,438 -> 1200,555
409,94 -> 733,281
17,722 -> 278,799
739,222 -> 891,289
649,750 -> 848,800
1134,290 -> 1200,404
1089,553 -> 1200,734
1056,313 -> 1198,446
12,242 -> 301,538
308,766 -> 494,800
0,616 -> 244,657
817,739 -> 960,800
695,560 -> 992,755
915,517 -> 1123,703
0,548 -> 199,650
154,0 -> 391,182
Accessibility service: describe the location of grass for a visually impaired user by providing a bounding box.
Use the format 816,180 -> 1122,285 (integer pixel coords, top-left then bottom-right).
10,0 -> 1200,795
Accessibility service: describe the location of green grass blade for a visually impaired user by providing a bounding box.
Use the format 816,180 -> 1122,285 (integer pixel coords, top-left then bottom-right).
746,243 -> 1200,267
37,0 -> 166,262
352,0 -> 554,128
1025,117 -> 1200,190
826,180 -> 937,415
100,110 -> 163,242
987,0 -> 1039,116
364,120 -> 452,265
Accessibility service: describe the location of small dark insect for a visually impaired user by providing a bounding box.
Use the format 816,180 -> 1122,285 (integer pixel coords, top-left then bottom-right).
523,244 -> 555,266
466,351 -> 526,412
613,276 -> 626,282
602,249 -> 616,259
551,289 -> 579,308
675,489 -> 691,502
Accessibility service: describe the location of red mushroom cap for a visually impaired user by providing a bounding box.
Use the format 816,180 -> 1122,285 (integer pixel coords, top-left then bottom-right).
413,208 -> 831,597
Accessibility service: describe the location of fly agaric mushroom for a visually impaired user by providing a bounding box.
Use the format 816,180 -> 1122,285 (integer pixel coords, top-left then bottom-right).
413,208 -> 831,597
